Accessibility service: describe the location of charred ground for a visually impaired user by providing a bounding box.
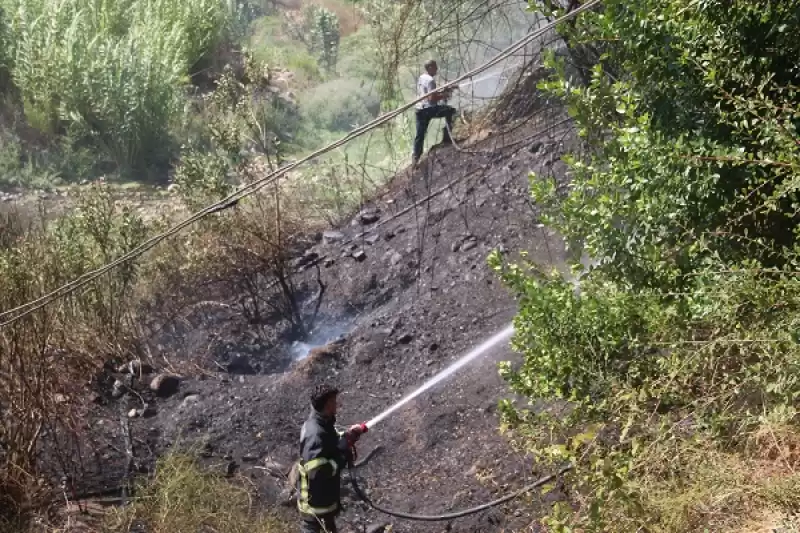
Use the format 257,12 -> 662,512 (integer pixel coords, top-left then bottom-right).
60,106 -> 577,533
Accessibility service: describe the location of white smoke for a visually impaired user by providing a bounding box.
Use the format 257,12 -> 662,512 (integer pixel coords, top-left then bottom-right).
289,322 -> 353,361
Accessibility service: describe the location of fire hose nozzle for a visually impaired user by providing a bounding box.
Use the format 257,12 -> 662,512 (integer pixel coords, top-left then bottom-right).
359,422 -> 369,433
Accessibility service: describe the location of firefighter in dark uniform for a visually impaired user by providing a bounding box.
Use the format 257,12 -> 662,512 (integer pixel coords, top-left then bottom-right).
297,384 -> 367,533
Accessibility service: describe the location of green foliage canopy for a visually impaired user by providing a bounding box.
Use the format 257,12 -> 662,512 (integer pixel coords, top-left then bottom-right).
495,0 -> 800,530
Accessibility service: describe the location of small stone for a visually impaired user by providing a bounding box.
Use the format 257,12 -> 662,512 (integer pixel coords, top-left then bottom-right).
429,343 -> 439,352
353,250 -> 367,262
128,409 -> 139,418
353,345 -> 374,365
182,395 -> 201,408
389,251 -> 403,266
323,230 -> 345,244
365,234 -> 380,245
324,258 -> 335,268
397,333 -> 413,344
451,241 -> 462,252
366,523 -> 389,533
383,231 -> 395,241
242,453 -> 259,463
529,141 -> 543,154
150,374 -> 180,398
358,209 -> 381,225
461,240 -> 478,252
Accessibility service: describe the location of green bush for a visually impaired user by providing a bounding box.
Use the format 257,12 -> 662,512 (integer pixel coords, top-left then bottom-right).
495,0 -> 800,530
248,16 -> 322,87
301,78 -> 379,132
0,0 -> 230,175
0,6 -> 10,93
0,132 -> 22,179
175,56 -> 303,209
307,6 -> 340,72
284,5 -> 341,73
337,26 -> 379,80
174,148 -> 233,211
0,123 -> 114,188
0,131 -> 64,188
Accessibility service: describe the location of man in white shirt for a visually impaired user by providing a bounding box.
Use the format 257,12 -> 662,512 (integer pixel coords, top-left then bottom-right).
413,59 -> 456,167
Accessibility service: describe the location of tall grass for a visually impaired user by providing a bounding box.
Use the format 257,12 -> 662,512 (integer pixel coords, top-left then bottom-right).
105,454 -> 290,533
0,0 -> 229,174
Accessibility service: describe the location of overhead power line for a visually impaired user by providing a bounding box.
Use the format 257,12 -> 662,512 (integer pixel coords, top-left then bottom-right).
0,0 -> 601,329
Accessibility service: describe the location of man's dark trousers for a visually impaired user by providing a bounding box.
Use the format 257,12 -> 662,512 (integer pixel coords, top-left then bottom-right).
300,515 -> 338,533
414,105 -> 456,161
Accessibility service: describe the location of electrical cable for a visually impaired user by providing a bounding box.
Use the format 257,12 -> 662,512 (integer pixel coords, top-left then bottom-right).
348,463 -> 573,522
0,0 -> 601,328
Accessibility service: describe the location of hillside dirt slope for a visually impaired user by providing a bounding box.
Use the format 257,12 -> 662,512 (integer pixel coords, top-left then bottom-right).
70,109 -> 578,533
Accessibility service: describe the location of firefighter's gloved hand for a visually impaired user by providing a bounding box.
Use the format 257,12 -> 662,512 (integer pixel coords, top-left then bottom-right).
346,424 -> 366,441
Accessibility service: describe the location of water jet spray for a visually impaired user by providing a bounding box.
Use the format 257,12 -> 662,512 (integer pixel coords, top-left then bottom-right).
343,324 -> 576,522
363,324 -> 514,430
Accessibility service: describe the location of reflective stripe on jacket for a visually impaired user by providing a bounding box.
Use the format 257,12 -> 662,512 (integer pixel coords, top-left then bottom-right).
297,409 -> 352,517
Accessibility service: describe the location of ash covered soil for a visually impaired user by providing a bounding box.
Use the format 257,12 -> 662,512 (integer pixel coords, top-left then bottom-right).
76,113 -> 577,533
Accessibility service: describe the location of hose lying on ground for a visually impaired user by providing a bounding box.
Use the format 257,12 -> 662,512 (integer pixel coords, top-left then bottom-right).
347,463 -> 573,522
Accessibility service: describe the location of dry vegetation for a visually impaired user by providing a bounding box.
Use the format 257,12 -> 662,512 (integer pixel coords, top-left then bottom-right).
105,454 -> 290,533
0,176 -> 348,532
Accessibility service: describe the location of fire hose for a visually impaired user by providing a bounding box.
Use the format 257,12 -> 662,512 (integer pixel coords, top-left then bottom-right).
345,425 -> 574,522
